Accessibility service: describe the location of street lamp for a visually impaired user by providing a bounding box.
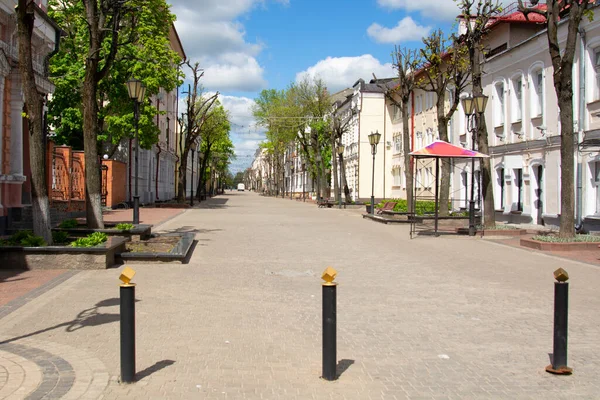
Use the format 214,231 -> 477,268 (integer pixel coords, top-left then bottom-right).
190,141 -> 197,207
368,130 -> 381,215
461,93 -> 489,236
125,78 -> 147,224
336,144 -> 345,208
290,164 -> 295,200
315,154 -> 322,201
302,162 -> 306,202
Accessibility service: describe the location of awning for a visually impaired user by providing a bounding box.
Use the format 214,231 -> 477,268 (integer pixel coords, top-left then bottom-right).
410,140 -> 489,158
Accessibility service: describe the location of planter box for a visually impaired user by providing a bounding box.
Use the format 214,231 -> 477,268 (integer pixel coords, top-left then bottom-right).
456,228 -> 527,236
53,223 -> 152,240
520,238 -> 600,251
118,232 -> 195,264
0,236 -> 127,270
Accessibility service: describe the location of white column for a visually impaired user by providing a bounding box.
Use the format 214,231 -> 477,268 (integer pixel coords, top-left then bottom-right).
9,71 -> 24,177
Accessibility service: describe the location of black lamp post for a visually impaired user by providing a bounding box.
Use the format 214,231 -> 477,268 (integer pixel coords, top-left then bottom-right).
190,141 -> 197,207
336,143 -> 345,208
198,152 -> 204,201
315,154 -> 322,202
290,164 -> 294,200
461,94 -> 489,236
302,162 -> 306,202
125,78 -> 147,225
368,131 -> 381,215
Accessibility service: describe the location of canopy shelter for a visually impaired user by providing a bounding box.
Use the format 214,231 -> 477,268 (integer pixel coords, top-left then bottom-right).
409,140 -> 489,237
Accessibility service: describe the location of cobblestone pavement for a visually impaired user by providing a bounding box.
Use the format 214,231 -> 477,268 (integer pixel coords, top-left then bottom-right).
1,192 -> 600,399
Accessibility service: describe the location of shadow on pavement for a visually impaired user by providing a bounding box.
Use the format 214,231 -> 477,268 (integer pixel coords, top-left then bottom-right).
136,359 -> 176,380
0,270 -> 28,283
0,297 -> 137,344
159,226 -> 222,235
337,359 -> 355,378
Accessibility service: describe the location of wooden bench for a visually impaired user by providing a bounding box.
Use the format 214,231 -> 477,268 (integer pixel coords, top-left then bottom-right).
377,202 -> 396,214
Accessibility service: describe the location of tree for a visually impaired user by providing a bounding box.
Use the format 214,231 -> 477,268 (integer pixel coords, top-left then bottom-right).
16,0 -> 54,244
387,47 -> 421,213
176,62 -> 218,202
48,0 -> 182,227
518,0 -> 593,238
458,0 -> 502,229
418,30 -> 470,215
195,102 -> 234,200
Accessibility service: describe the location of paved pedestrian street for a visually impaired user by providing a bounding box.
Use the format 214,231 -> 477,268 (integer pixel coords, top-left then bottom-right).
1,192 -> 600,399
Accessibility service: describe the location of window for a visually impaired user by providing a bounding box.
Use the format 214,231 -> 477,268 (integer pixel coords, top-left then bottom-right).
512,77 -> 522,122
594,47 -> 600,100
392,104 -> 401,121
595,161 -> 600,213
515,168 -> 523,212
415,95 -> 422,114
494,82 -> 505,126
426,166 -> 433,189
530,69 -> 544,117
394,134 -> 402,153
426,128 -> 434,146
393,168 -> 402,187
498,168 -> 505,209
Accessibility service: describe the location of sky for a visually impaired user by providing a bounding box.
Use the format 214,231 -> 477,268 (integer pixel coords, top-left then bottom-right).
168,0 -> 469,173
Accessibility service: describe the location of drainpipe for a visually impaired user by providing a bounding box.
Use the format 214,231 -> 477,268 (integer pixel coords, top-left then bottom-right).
155,98 -> 160,201
576,27 -> 586,230
155,143 -> 161,201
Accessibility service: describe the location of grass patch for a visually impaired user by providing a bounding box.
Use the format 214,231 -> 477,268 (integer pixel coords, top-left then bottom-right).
116,223 -> 135,232
59,219 -> 79,229
531,234 -> 600,243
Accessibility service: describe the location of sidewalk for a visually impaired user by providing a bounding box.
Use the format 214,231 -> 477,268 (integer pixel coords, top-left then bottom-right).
0,206 -> 185,309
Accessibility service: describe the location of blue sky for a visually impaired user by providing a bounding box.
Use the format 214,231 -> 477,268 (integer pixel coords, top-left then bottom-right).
168,0 -> 464,173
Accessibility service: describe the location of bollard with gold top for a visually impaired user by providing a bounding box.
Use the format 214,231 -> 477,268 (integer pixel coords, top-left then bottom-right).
119,267 -> 137,383
546,268 -> 572,375
321,267 -> 337,381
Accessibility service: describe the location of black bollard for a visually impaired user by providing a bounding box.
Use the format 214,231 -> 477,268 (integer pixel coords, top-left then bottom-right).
119,266 -> 137,384
321,267 -> 337,381
546,268 -> 572,375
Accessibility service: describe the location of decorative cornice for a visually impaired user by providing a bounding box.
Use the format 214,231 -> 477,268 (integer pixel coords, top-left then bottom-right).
488,136 -> 560,155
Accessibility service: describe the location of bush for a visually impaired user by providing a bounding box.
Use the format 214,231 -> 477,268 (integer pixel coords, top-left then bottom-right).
20,235 -> 47,247
52,231 -> 70,244
10,230 -> 35,244
70,232 -> 108,248
59,219 -> 79,229
116,223 -> 135,232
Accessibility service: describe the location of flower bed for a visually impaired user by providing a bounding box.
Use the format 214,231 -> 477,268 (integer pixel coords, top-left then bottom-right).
0,236 -> 127,270
520,234 -> 600,251
118,233 -> 195,264
53,221 -> 152,240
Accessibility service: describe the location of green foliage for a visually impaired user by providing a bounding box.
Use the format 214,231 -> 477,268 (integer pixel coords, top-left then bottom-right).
1,231 -> 47,247
375,198 -> 450,215
52,231 -> 70,244
532,234 -> 600,243
47,0 -> 183,150
70,232 -> 108,248
59,219 -> 79,229
20,235 -> 47,247
116,223 -> 135,232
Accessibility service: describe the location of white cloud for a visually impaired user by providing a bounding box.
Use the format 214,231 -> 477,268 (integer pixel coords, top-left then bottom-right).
170,0 -> 284,92
203,56 -> 267,92
296,55 -> 395,93
367,17 -> 430,44
376,0 -> 462,20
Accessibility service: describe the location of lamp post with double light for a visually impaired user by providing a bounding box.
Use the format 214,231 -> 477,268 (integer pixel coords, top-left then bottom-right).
461,94 -> 488,236
336,144 -> 345,208
302,162 -> 306,202
368,131 -> 381,215
125,78 -> 147,224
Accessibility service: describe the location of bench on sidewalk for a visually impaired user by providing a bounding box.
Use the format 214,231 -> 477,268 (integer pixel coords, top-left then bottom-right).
377,202 -> 396,215
318,198 -> 334,208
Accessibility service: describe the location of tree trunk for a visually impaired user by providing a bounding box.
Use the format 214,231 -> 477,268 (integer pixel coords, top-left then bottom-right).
340,154 -> 351,203
557,71 -> 576,238
402,101 -> 414,212
16,0 -> 52,243
177,148 -> 188,202
437,101 -> 450,216
471,46 -> 495,228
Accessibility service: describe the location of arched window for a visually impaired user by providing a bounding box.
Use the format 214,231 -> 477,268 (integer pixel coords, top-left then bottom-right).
529,64 -> 544,118
494,81 -> 505,127
511,74 -> 523,123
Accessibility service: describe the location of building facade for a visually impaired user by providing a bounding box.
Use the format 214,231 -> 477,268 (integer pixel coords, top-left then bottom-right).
0,0 -> 59,233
